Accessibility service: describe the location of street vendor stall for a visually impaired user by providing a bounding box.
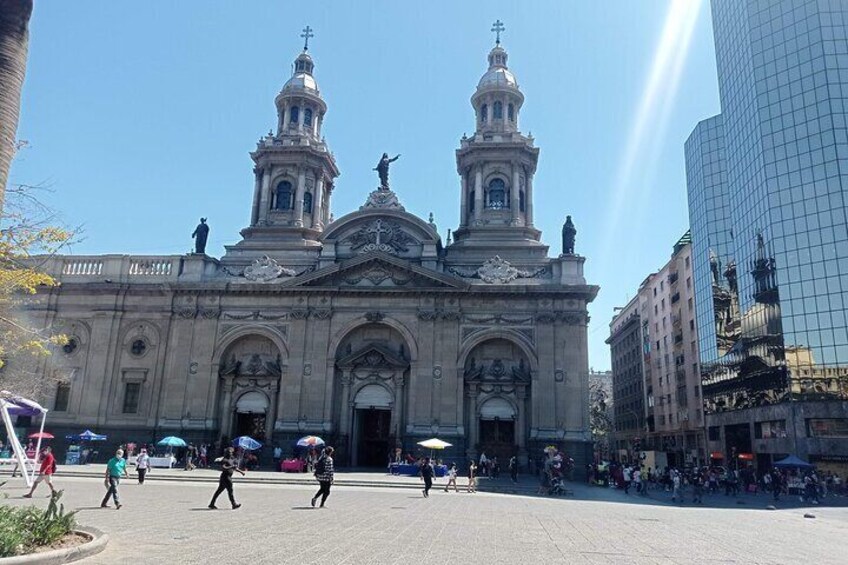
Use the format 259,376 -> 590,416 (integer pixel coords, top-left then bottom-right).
65,429 -> 107,464
0,392 -> 49,487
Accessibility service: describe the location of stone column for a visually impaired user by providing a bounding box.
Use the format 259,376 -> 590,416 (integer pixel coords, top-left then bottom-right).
279,104 -> 287,135
516,386 -> 528,457
250,168 -> 262,226
266,382 -> 279,443
511,165 -> 521,224
220,378 -> 234,439
473,168 -> 483,224
258,168 -> 272,224
460,173 -> 468,227
526,173 -> 534,226
313,174 -> 325,229
294,168 -> 306,227
339,371 -> 353,436
466,384 -> 479,459
392,373 -> 405,438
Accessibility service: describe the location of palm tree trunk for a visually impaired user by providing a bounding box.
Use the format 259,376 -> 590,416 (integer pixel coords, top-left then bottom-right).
0,0 -> 34,214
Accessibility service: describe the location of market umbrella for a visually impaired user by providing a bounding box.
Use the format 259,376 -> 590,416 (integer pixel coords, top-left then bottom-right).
28,432 -> 54,439
417,438 -> 453,450
296,435 -> 325,448
773,455 -> 814,469
157,436 -> 187,448
233,436 -> 262,451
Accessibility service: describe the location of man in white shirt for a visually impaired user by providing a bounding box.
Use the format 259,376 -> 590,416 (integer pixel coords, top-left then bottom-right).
633,467 -> 643,495
622,466 -> 632,495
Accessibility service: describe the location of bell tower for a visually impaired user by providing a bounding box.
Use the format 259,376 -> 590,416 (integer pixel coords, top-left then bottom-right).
447,21 -> 547,263
224,27 -> 340,265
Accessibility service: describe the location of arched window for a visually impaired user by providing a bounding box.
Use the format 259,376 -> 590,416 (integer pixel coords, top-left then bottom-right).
275,181 -> 293,210
303,191 -> 313,214
519,190 -> 526,212
289,106 -> 299,124
304,108 -> 313,126
493,101 -> 503,119
487,178 -> 506,209
508,103 -> 515,121
481,104 -> 488,123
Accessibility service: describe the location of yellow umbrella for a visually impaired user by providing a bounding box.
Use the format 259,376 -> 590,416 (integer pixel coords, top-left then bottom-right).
417,438 -> 453,450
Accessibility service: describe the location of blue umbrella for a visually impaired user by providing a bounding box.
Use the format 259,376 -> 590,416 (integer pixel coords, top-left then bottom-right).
157,436 -> 187,448
233,436 -> 262,451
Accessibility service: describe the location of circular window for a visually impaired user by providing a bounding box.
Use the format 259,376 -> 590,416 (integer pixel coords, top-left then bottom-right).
62,338 -> 78,355
130,339 -> 147,357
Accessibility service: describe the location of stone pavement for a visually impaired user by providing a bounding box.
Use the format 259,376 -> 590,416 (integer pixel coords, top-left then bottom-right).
2,474 -> 847,564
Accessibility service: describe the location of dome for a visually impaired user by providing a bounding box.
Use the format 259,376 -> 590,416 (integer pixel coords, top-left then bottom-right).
282,51 -> 319,93
476,45 -> 519,90
283,72 -> 318,92
477,67 -> 517,88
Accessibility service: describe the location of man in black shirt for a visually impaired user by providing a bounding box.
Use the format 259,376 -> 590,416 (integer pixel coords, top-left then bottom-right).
208,447 -> 245,510
420,457 -> 435,498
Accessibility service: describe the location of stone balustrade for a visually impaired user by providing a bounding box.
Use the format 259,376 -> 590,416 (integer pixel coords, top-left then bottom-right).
31,254 -> 219,284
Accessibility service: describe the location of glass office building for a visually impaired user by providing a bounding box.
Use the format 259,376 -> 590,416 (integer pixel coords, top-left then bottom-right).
686,0 -> 848,474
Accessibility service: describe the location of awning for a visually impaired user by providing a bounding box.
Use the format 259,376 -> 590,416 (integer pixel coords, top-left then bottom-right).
354,384 -> 392,409
479,397 -> 515,420
710,452 -> 724,459
738,452 -> 755,461
235,391 -> 269,414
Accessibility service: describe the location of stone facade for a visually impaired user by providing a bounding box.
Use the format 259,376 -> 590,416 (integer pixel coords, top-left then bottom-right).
28,39 -> 598,470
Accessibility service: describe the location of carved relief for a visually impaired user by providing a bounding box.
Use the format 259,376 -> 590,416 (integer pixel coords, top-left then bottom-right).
449,256 -> 550,283
243,255 -> 297,282
344,265 -> 411,286
340,218 -> 416,256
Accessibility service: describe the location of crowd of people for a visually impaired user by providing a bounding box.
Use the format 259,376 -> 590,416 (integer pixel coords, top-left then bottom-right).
594,461 -> 843,505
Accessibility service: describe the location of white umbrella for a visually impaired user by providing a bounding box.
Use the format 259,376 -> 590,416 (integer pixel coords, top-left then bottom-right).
417,438 -> 453,450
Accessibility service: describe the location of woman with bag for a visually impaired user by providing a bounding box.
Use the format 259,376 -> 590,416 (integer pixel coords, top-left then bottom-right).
311,446 -> 335,508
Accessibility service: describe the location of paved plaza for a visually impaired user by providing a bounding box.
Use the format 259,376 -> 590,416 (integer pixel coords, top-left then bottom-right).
2,472 -> 847,564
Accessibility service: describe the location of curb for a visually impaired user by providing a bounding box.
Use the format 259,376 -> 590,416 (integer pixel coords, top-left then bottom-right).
0,526 -> 108,565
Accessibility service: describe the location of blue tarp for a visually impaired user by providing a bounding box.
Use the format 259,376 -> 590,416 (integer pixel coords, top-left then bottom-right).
773,455 -> 814,468
65,429 -> 107,441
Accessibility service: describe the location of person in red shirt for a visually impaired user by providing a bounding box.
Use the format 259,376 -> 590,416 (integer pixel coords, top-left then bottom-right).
23,446 -> 57,498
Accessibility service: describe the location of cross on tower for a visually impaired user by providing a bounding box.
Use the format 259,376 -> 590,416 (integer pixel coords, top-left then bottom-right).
491,20 -> 505,45
367,219 -> 392,246
301,25 -> 314,51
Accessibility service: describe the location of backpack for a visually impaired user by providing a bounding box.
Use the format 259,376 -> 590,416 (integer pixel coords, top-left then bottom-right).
315,456 -> 326,475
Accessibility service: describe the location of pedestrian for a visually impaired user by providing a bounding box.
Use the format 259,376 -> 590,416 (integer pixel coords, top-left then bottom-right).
420,456 -> 435,498
770,468 -> 782,501
671,470 -> 682,502
467,460 -> 478,493
633,467 -> 644,496
692,471 -> 704,504
209,447 -> 244,510
23,447 -> 57,498
509,455 -> 518,483
136,448 -> 150,484
444,463 -> 459,492
101,448 -> 129,509
311,446 -> 335,508
622,465 -> 632,495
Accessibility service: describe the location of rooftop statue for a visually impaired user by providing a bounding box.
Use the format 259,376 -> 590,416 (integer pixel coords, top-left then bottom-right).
192,217 -> 209,254
374,153 -> 400,190
562,215 -> 576,255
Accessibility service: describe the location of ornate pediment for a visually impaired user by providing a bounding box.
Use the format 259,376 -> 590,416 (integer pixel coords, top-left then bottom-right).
338,218 -> 416,256
464,357 -> 530,383
336,343 -> 409,370
282,253 -> 468,290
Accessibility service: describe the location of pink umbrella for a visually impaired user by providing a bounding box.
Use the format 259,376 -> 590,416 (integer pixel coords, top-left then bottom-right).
28,432 -> 54,439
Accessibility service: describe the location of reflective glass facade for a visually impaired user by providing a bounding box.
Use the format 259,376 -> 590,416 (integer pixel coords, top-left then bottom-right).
689,0 -> 848,416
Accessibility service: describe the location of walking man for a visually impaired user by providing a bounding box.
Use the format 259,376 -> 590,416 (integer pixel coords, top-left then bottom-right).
23,446 -> 57,498
136,448 -> 150,484
101,448 -> 129,509
311,446 -> 335,508
509,455 -> 518,483
671,470 -> 682,503
209,447 -> 244,509
622,465 -> 632,495
420,456 -> 435,498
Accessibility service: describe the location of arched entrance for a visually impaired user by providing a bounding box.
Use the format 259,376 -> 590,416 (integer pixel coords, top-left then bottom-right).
233,391 -> 269,439
216,333 -> 284,443
333,322 -> 412,467
479,397 -> 517,462
462,336 -> 533,462
352,384 -> 393,467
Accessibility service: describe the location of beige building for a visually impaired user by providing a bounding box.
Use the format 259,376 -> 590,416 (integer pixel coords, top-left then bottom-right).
28,38 -> 598,469
638,231 -> 705,465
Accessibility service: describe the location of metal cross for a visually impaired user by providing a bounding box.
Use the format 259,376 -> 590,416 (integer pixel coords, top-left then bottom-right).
301,25 -> 314,51
491,20 -> 505,45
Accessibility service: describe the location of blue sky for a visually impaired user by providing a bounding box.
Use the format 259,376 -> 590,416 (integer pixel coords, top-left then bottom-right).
11,1 -> 720,370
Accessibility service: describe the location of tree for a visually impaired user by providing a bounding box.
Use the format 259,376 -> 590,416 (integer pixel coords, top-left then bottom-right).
0,175 -> 72,398
0,0 -> 34,212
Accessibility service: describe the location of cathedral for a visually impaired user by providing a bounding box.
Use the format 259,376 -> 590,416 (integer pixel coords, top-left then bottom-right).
31,30 -> 598,470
